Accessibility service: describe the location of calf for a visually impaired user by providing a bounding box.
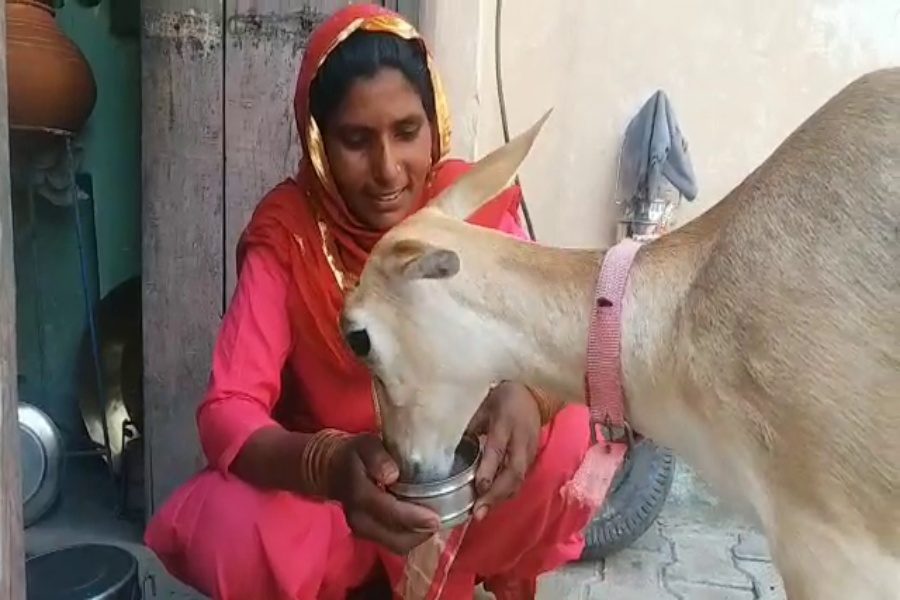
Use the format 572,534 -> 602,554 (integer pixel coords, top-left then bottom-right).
341,68 -> 900,599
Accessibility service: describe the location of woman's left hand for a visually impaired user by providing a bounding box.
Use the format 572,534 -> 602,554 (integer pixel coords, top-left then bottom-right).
467,382 -> 542,521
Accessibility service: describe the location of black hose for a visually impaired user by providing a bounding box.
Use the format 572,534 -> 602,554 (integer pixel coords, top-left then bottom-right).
495,0 -> 537,241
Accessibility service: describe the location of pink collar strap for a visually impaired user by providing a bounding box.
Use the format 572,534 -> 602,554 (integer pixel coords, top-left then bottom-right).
585,237 -> 642,446
559,237 -> 643,510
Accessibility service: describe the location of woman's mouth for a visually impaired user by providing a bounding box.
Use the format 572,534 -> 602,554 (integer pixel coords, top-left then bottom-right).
370,189 -> 406,209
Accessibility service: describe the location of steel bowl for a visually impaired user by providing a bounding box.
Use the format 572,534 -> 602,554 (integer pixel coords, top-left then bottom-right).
388,436 -> 481,529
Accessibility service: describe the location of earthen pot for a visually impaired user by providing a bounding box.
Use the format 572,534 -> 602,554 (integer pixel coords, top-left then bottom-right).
6,0 -> 97,133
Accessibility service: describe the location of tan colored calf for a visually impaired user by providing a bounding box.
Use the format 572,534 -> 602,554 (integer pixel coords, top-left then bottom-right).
341,68 -> 900,599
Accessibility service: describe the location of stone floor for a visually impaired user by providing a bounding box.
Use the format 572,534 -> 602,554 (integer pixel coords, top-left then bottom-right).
531,462 -> 786,600
25,458 -> 786,599
534,502 -> 785,600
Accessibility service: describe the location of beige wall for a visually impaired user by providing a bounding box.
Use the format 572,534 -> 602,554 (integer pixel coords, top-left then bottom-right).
420,0 -> 900,248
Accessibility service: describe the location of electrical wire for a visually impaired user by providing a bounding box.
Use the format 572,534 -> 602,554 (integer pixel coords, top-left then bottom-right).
494,0 -> 537,241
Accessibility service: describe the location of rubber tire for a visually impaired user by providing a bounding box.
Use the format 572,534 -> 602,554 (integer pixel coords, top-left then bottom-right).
579,438 -> 674,561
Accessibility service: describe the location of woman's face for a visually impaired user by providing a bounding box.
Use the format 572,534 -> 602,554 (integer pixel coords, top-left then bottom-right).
322,67 -> 434,231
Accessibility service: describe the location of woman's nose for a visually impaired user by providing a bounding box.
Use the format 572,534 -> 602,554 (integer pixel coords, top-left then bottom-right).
372,140 -> 402,185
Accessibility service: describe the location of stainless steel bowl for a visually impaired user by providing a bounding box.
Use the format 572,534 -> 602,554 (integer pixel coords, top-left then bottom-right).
388,436 -> 481,529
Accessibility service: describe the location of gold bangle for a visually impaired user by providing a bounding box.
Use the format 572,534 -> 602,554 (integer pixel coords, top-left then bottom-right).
299,428 -> 352,499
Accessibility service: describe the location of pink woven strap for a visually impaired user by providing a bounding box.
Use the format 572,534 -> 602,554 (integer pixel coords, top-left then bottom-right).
585,238 -> 642,442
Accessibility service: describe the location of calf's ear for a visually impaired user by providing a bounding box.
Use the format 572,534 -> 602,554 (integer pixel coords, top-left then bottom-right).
383,239 -> 460,281
430,108 -> 553,221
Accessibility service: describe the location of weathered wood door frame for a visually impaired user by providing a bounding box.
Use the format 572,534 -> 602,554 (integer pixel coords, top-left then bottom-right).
0,0 -> 27,596
142,0 -> 421,522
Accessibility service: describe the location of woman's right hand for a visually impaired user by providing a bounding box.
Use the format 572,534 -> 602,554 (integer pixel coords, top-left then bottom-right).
328,433 -> 441,555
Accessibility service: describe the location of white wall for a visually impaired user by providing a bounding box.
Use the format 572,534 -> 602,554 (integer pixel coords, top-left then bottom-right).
421,0 -> 900,248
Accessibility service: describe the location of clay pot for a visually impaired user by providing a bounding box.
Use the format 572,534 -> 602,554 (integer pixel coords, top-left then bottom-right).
6,0 -> 97,133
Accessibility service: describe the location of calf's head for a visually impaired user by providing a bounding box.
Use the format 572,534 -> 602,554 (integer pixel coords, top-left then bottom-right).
340,110 -> 552,481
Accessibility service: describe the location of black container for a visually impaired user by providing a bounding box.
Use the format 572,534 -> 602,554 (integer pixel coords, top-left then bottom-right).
26,543 -> 141,600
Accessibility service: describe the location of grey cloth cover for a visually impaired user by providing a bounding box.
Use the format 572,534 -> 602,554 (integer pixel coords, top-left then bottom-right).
618,89 -> 698,203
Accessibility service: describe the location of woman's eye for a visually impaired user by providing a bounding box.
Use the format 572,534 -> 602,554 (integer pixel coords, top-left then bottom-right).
335,126 -> 370,150
396,125 -> 421,142
341,135 -> 368,150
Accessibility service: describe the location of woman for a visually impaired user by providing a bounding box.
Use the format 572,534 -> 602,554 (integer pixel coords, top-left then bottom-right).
144,5 -> 593,599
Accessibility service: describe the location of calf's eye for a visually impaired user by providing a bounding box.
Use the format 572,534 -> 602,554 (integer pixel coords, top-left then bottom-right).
344,329 -> 371,358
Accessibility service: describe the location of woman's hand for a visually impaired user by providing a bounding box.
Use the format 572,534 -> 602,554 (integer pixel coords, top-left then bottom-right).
327,433 -> 441,555
467,382 -> 542,521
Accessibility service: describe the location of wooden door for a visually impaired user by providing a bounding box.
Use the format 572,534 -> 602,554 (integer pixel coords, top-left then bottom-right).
143,0 -> 418,519
0,2 -> 27,595
142,0 -> 227,518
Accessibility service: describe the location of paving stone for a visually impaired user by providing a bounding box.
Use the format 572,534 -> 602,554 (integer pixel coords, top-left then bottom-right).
664,530 -> 753,590
737,558 -> 787,600
536,573 -> 589,599
536,563 -> 600,600
603,548 -> 670,589
733,531 -> 772,561
629,525 -> 672,554
585,582 -> 677,599
666,581 -> 756,599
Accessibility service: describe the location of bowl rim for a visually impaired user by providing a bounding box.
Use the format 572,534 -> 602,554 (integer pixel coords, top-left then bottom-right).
389,435 -> 481,499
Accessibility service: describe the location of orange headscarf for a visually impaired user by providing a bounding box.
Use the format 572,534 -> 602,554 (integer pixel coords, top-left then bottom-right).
237,5 -> 522,370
